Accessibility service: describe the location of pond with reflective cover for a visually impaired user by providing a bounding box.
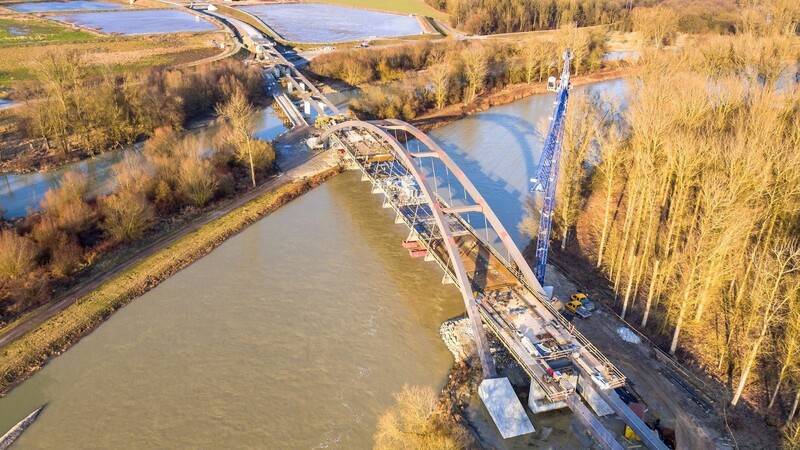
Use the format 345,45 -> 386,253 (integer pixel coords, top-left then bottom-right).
7,1 -> 124,13
50,9 -> 218,35
239,3 -> 423,43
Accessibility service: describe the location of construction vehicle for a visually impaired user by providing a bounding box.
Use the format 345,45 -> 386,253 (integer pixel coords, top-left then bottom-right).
623,400 -> 678,449
571,292 -> 596,311
652,419 -> 677,449
565,299 -> 591,318
314,115 -> 346,129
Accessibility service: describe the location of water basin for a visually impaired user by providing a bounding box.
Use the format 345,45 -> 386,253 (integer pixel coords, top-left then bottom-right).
7,26 -> 28,36
7,1 -> 124,13
239,3 -> 423,43
50,9 -> 218,35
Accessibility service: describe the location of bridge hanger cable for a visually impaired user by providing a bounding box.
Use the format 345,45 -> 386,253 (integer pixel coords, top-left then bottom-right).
445,165 -> 454,208
430,152 -> 438,200
484,215 -> 490,248
463,174 -> 471,225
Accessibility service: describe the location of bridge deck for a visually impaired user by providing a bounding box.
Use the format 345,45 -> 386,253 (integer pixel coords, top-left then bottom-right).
331,126 -> 626,404
330,125 -> 656,449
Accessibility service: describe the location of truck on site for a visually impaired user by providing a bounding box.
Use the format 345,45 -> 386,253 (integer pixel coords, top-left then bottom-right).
571,291 -> 596,311
565,299 -> 591,318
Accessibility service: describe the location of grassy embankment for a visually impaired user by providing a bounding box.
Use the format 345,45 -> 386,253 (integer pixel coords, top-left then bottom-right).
0,165 -> 342,396
0,32 -> 226,88
0,16 -> 94,44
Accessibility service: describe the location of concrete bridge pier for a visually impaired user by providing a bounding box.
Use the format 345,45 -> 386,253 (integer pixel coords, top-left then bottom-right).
528,381 -> 569,413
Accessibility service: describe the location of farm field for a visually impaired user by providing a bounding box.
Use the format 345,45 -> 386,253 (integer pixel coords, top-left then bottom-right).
0,15 -> 95,44
0,32 -> 226,87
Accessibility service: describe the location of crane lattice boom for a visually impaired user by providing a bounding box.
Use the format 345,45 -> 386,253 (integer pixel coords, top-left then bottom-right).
531,49 -> 572,285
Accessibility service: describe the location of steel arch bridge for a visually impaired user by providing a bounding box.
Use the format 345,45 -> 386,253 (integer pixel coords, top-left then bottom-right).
319,119 -> 669,450
323,119 -> 547,379
190,12 -> 668,449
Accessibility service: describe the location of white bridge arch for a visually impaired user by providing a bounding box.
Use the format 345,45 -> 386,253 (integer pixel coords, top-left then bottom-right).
321,119 -> 551,378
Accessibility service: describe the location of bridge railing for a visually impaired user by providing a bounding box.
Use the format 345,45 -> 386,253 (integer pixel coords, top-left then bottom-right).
327,120 -> 626,388
445,203 -> 626,388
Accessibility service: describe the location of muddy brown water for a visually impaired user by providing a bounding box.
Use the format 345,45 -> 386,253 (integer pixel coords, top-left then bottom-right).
0,172 -> 464,448
0,79 -> 628,448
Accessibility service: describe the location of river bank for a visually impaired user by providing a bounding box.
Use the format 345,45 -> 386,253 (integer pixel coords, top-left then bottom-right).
0,149 -> 343,396
0,103 -> 253,175
0,170 -> 463,448
411,65 -> 634,133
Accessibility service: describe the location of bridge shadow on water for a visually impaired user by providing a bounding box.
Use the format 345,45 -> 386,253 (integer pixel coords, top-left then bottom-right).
426,111 -> 545,250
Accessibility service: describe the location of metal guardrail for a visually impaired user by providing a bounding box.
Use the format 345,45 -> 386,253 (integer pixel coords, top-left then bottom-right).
478,307 -> 573,403
450,211 -> 627,388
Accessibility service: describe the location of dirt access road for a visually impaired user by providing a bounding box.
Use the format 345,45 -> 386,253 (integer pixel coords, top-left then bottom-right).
545,267 -> 732,449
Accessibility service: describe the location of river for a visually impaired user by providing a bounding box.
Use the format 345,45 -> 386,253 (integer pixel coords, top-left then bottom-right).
0,172 -> 464,449
0,79 -> 627,448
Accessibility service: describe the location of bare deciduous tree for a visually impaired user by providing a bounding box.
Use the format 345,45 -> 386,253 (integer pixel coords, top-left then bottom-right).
216,88 -> 259,187
429,64 -> 452,110
374,384 -> 472,450
631,6 -> 678,49
0,231 -> 37,279
462,46 -> 487,103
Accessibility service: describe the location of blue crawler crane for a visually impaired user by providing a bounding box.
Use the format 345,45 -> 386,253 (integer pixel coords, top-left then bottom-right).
531,49 -> 572,285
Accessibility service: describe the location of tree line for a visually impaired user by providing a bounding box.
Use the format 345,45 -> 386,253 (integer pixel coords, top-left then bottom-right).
310,26 -> 607,120
425,0 -> 627,34
14,49 -> 266,159
422,0 -> 798,37
631,0 -> 799,36
0,88 -> 275,325
520,32 -> 800,444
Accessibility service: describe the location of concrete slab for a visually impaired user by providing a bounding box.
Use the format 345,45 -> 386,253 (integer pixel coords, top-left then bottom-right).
478,378 -> 536,439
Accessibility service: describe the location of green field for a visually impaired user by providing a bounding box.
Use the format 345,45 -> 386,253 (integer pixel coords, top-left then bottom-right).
0,17 -> 95,45
0,33 -> 226,88
316,0 -> 448,20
